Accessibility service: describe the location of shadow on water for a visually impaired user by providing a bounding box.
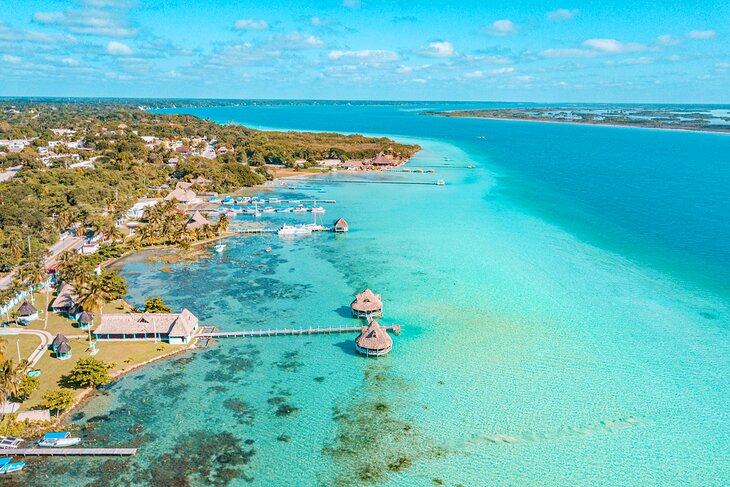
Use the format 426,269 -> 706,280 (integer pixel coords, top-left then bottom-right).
334,305 -> 355,318
333,340 -> 359,356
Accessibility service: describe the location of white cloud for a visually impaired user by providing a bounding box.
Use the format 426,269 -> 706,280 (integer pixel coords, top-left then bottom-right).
418,41 -> 455,58
342,0 -> 361,8
33,8 -> 136,37
487,19 -> 517,36
686,30 -> 716,40
207,43 -> 281,67
328,49 -> 401,62
106,41 -> 133,55
656,34 -> 681,46
0,21 -> 77,44
396,63 -> 431,74
277,32 -> 324,49
582,38 -> 648,54
464,67 -> 515,78
668,54 -> 682,62
235,19 -> 268,30
61,57 -> 79,66
2,54 -> 21,64
539,48 -> 596,58
546,9 -> 579,22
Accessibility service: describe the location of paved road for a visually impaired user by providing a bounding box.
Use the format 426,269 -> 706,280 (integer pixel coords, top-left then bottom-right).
0,235 -> 84,290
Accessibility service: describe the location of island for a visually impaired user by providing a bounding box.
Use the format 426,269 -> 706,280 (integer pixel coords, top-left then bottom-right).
423,106 -> 730,133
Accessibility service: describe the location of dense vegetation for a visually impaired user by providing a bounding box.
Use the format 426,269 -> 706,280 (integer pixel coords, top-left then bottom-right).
0,100 -> 418,273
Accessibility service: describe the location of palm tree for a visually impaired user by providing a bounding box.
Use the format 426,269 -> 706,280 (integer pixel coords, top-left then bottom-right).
78,275 -> 110,317
0,339 -> 6,362
0,360 -> 22,407
217,214 -> 230,233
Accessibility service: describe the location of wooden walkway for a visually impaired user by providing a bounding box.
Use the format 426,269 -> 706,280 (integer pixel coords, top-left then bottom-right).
200,324 -> 401,339
0,448 -> 137,456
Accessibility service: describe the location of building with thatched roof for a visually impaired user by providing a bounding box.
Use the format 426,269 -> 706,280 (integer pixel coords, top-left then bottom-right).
94,309 -> 198,344
334,218 -> 349,233
78,311 -> 93,329
355,319 -> 392,356
186,211 -> 211,230
51,282 -> 78,315
50,334 -> 71,359
164,187 -> 200,204
17,300 -> 38,323
351,288 -> 383,318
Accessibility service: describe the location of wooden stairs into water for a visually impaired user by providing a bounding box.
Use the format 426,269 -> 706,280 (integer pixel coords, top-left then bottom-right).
0,448 -> 137,456
199,324 -> 401,339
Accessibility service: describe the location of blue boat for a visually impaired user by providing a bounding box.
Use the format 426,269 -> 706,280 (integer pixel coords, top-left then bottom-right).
221,196 -> 234,205
208,196 -> 221,203
37,432 -> 81,447
0,457 -> 25,474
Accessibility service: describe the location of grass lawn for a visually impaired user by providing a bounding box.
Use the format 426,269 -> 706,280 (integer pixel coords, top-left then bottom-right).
21,337 -> 187,410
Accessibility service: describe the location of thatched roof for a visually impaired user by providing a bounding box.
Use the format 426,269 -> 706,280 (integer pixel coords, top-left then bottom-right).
176,181 -> 194,190
78,311 -> 93,324
51,334 -> 69,347
51,282 -> 77,309
17,300 -> 37,316
186,211 -> 210,230
57,341 -> 71,354
355,320 -> 392,351
351,288 -> 382,312
164,187 -> 197,203
334,218 -> 348,229
95,309 -> 198,338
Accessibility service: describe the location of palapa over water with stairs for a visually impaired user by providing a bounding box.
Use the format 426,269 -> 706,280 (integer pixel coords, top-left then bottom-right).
351,288 -> 383,318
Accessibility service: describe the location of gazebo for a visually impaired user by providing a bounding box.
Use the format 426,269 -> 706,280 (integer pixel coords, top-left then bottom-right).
78,311 -> 93,329
17,301 -> 38,323
50,334 -> 71,360
333,218 -> 349,233
355,319 -> 393,356
351,289 -> 382,318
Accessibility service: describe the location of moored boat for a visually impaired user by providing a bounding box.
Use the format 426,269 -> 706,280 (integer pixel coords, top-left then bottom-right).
292,206 -> 307,213
311,206 -> 326,214
263,207 -> 276,213
0,437 -> 23,449
0,457 -> 25,474
37,432 -> 81,447
435,180 -> 445,185
278,224 -> 312,236
214,243 -> 226,253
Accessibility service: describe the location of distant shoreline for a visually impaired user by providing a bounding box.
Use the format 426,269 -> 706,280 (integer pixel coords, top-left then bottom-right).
425,112 -> 730,135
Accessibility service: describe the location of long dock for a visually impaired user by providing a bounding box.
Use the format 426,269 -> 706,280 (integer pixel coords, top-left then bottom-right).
0,448 -> 137,456
200,324 -> 401,339
311,179 -> 442,186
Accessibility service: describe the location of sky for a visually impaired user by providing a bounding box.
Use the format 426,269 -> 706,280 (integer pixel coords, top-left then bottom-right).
0,0 -> 728,103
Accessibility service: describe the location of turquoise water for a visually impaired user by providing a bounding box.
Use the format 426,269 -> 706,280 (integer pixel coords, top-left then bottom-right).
20,103 -> 730,486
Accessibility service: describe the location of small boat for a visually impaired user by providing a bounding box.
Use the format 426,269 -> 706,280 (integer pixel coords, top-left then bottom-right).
214,244 -> 226,253
0,437 -> 23,449
425,169 -> 435,173
467,165 -> 474,169
413,168 -> 423,173
37,432 -> 81,447
229,205 -> 244,214
268,198 -> 281,204
303,223 -> 325,232
435,180 -> 445,186
236,197 -> 250,204
222,196 -> 234,205
0,457 -> 25,474
278,225 -> 312,236
289,200 -> 300,204
265,247 -> 272,253
278,207 -> 293,213
402,168 -> 411,172
263,207 -> 276,213
208,196 -> 222,203
311,206 -> 326,214
243,206 -> 259,215
292,206 -> 307,213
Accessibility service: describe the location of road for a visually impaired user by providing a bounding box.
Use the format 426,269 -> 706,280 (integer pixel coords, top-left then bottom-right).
0,328 -> 53,368
0,235 -> 84,290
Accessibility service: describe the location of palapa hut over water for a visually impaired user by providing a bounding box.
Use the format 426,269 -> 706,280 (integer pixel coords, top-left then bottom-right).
355,319 -> 393,356
351,288 -> 382,318
333,218 -> 349,233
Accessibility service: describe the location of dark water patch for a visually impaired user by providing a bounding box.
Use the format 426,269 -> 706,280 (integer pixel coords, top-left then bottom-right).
277,434 -> 291,442
133,374 -> 146,380
323,362 -> 448,485
129,423 -> 144,434
158,381 -> 190,398
699,310 -> 719,320
223,398 -> 256,425
314,376 -> 326,382
139,430 -> 255,485
275,403 -> 299,417
86,414 -> 111,423
71,411 -> 86,421
268,396 -> 287,405
171,354 -> 197,367
244,439 -> 255,445
333,340 -> 359,356
273,350 -> 304,371
208,385 -> 228,394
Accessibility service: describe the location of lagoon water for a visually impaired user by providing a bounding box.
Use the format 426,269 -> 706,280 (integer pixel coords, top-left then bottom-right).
24,103 -> 730,485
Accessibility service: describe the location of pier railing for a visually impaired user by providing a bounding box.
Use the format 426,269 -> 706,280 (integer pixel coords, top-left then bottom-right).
199,324 -> 401,339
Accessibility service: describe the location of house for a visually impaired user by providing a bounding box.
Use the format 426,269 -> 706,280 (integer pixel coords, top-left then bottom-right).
175,146 -> 192,154
94,309 -> 199,344
354,319 -> 393,356
164,187 -> 200,204
51,282 -> 79,316
50,334 -> 72,360
16,301 -> 38,323
334,218 -> 349,233
318,159 -> 342,167
79,242 -> 100,254
126,198 -> 160,220
370,152 -> 397,166
186,211 -> 210,230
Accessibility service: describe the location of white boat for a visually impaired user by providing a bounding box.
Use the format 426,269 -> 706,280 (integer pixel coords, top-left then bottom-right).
0,437 -> 23,449
278,207 -> 293,213
0,457 -> 25,474
292,206 -> 307,213
263,207 -> 276,213
278,225 -> 312,236
268,198 -> 281,204
214,244 -> 226,253
303,223 -> 325,232
37,432 -> 81,447
311,206 -> 326,214
435,180 -> 445,186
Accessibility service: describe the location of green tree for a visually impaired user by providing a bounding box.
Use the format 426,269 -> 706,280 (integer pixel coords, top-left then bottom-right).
100,270 -> 128,300
65,357 -> 112,388
78,274 -> 111,316
0,360 -> 23,405
15,375 -> 39,402
40,388 -> 76,415
216,213 -> 229,233
144,296 -> 172,313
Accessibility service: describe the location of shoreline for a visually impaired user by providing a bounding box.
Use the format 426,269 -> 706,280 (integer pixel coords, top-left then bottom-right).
428,113 -> 730,135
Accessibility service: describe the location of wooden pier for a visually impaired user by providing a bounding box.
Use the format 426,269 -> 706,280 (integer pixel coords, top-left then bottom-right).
312,179 -> 442,186
200,324 -> 401,339
0,448 -> 137,456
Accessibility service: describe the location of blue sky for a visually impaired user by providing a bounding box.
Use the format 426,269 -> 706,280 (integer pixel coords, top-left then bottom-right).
1,0 -> 728,102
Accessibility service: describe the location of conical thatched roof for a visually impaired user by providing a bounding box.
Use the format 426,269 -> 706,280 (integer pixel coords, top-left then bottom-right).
51,334 -> 69,348
78,311 -> 93,324
186,211 -> 210,230
351,288 -> 382,312
57,341 -> 71,354
334,218 -> 348,229
17,300 -> 37,316
355,320 -> 392,352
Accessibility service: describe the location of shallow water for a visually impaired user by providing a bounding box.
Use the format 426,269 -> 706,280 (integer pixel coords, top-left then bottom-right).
20,103 -> 730,486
